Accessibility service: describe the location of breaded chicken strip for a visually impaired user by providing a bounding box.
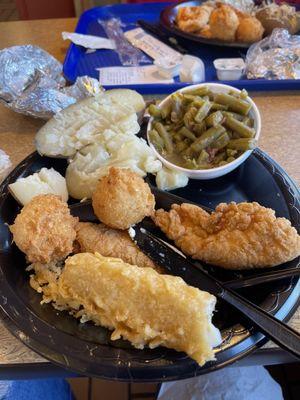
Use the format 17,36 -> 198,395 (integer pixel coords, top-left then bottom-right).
29,253 -> 221,366
153,202 -> 300,269
75,222 -> 161,272
10,194 -> 78,264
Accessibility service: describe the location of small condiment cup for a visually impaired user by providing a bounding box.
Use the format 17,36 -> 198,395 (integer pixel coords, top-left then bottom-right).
213,58 -> 245,81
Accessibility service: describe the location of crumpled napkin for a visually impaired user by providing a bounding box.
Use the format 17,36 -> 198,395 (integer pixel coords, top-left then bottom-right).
62,31 -> 116,50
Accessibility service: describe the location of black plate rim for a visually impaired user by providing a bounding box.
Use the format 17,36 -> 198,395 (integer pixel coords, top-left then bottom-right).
0,149 -> 299,382
160,0 -> 252,49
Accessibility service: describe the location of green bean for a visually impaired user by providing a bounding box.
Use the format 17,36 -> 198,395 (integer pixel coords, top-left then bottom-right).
183,158 -> 198,169
224,115 -> 255,138
183,94 -> 198,102
207,91 -> 215,101
185,86 -> 209,97
161,102 -> 172,119
243,116 -> 253,127
213,132 -> 230,150
191,125 -> 225,152
215,93 -> 251,115
240,89 -> 248,100
205,111 -> 224,127
193,121 -> 206,136
170,93 -> 184,122
194,100 -> 212,123
213,151 -> 226,164
191,98 -> 205,108
176,141 -> 189,152
222,111 -> 244,121
183,106 -> 197,129
155,122 -> 174,153
211,102 -> 228,111
149,129 -> 164,150
178,126 -> 197,141
148,104 -> 162,118
227,138 -> 257,151
227,156 -> 235,163
173,132 -> 182,142
218,161 -> 228,166
226,149 -> 238,157
197,149 -> 209,164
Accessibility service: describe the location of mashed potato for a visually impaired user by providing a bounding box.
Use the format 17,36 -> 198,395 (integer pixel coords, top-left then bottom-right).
29,252 -> 222,366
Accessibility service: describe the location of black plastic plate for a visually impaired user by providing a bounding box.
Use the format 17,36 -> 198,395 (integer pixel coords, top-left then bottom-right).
0,149 -> 299,381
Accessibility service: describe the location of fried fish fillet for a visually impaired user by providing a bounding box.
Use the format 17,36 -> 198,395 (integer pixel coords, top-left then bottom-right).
75,222 -> 161,272
153,202 -> 300,270
29,252 -> 221,365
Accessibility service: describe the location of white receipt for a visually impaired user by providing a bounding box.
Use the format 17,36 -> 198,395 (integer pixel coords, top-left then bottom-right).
98,65 -> 174,85
124,28 -> 182,65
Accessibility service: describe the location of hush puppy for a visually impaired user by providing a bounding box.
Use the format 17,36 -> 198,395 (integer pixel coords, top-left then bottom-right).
177,5 -> 213,33
236,17 -> 264,43
10,194 -> 78,263
92,167 -> 155,230
209,4 -> 239,42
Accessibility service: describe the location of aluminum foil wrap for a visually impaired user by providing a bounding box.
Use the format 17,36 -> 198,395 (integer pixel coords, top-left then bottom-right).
246,29 -> 300,80
0,45 -> 103,119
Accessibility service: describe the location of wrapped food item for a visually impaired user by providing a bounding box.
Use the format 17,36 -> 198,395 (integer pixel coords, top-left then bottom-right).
246,28 -> 300,80
256,3 -> 300,35
0,45 -> 103,119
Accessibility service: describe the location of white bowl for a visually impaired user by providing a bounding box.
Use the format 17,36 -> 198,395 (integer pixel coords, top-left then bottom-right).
147,83 -> 261,180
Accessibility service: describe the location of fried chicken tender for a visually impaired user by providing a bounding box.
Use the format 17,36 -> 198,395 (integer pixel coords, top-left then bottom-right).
209,4 -> 239,42
92,167 -> 155,230
10,194 -> 78,264
75,222 -> 161,272
29,252 -> 221,366
177,5 -> 213,33
153,202 -> 300,270
236,17 -> 264,43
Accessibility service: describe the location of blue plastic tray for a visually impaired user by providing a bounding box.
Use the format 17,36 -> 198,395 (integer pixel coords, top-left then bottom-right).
63,2 -> 300,94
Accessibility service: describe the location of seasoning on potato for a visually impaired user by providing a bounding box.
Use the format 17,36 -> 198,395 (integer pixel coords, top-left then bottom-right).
148,87 -> 257,170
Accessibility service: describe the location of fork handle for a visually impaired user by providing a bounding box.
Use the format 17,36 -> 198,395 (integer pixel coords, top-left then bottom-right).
221,288 -> 300,359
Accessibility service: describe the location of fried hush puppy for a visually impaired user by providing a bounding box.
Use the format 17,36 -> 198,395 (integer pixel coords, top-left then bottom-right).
176,5 -> 213,33
153,202 -> 300,270
209,4 -> 239,42
92,167 -> 155,230
10,194 -> 78,264
29,252 -> 221,366
236,17 -> 264,43
177,3 -> 264,43
75,222 -> 161,272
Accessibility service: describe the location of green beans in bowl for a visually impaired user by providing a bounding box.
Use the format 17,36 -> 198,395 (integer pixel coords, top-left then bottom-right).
147,83 -> 261,180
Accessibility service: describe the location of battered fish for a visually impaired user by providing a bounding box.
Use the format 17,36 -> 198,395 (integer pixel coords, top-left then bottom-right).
10,194 -> 78,264
153,202 -> 300,269
29,252 -> 221,366
75,222 -> 161,272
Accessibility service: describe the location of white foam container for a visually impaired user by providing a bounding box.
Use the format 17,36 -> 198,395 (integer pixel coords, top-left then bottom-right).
147,83 -> 261,180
